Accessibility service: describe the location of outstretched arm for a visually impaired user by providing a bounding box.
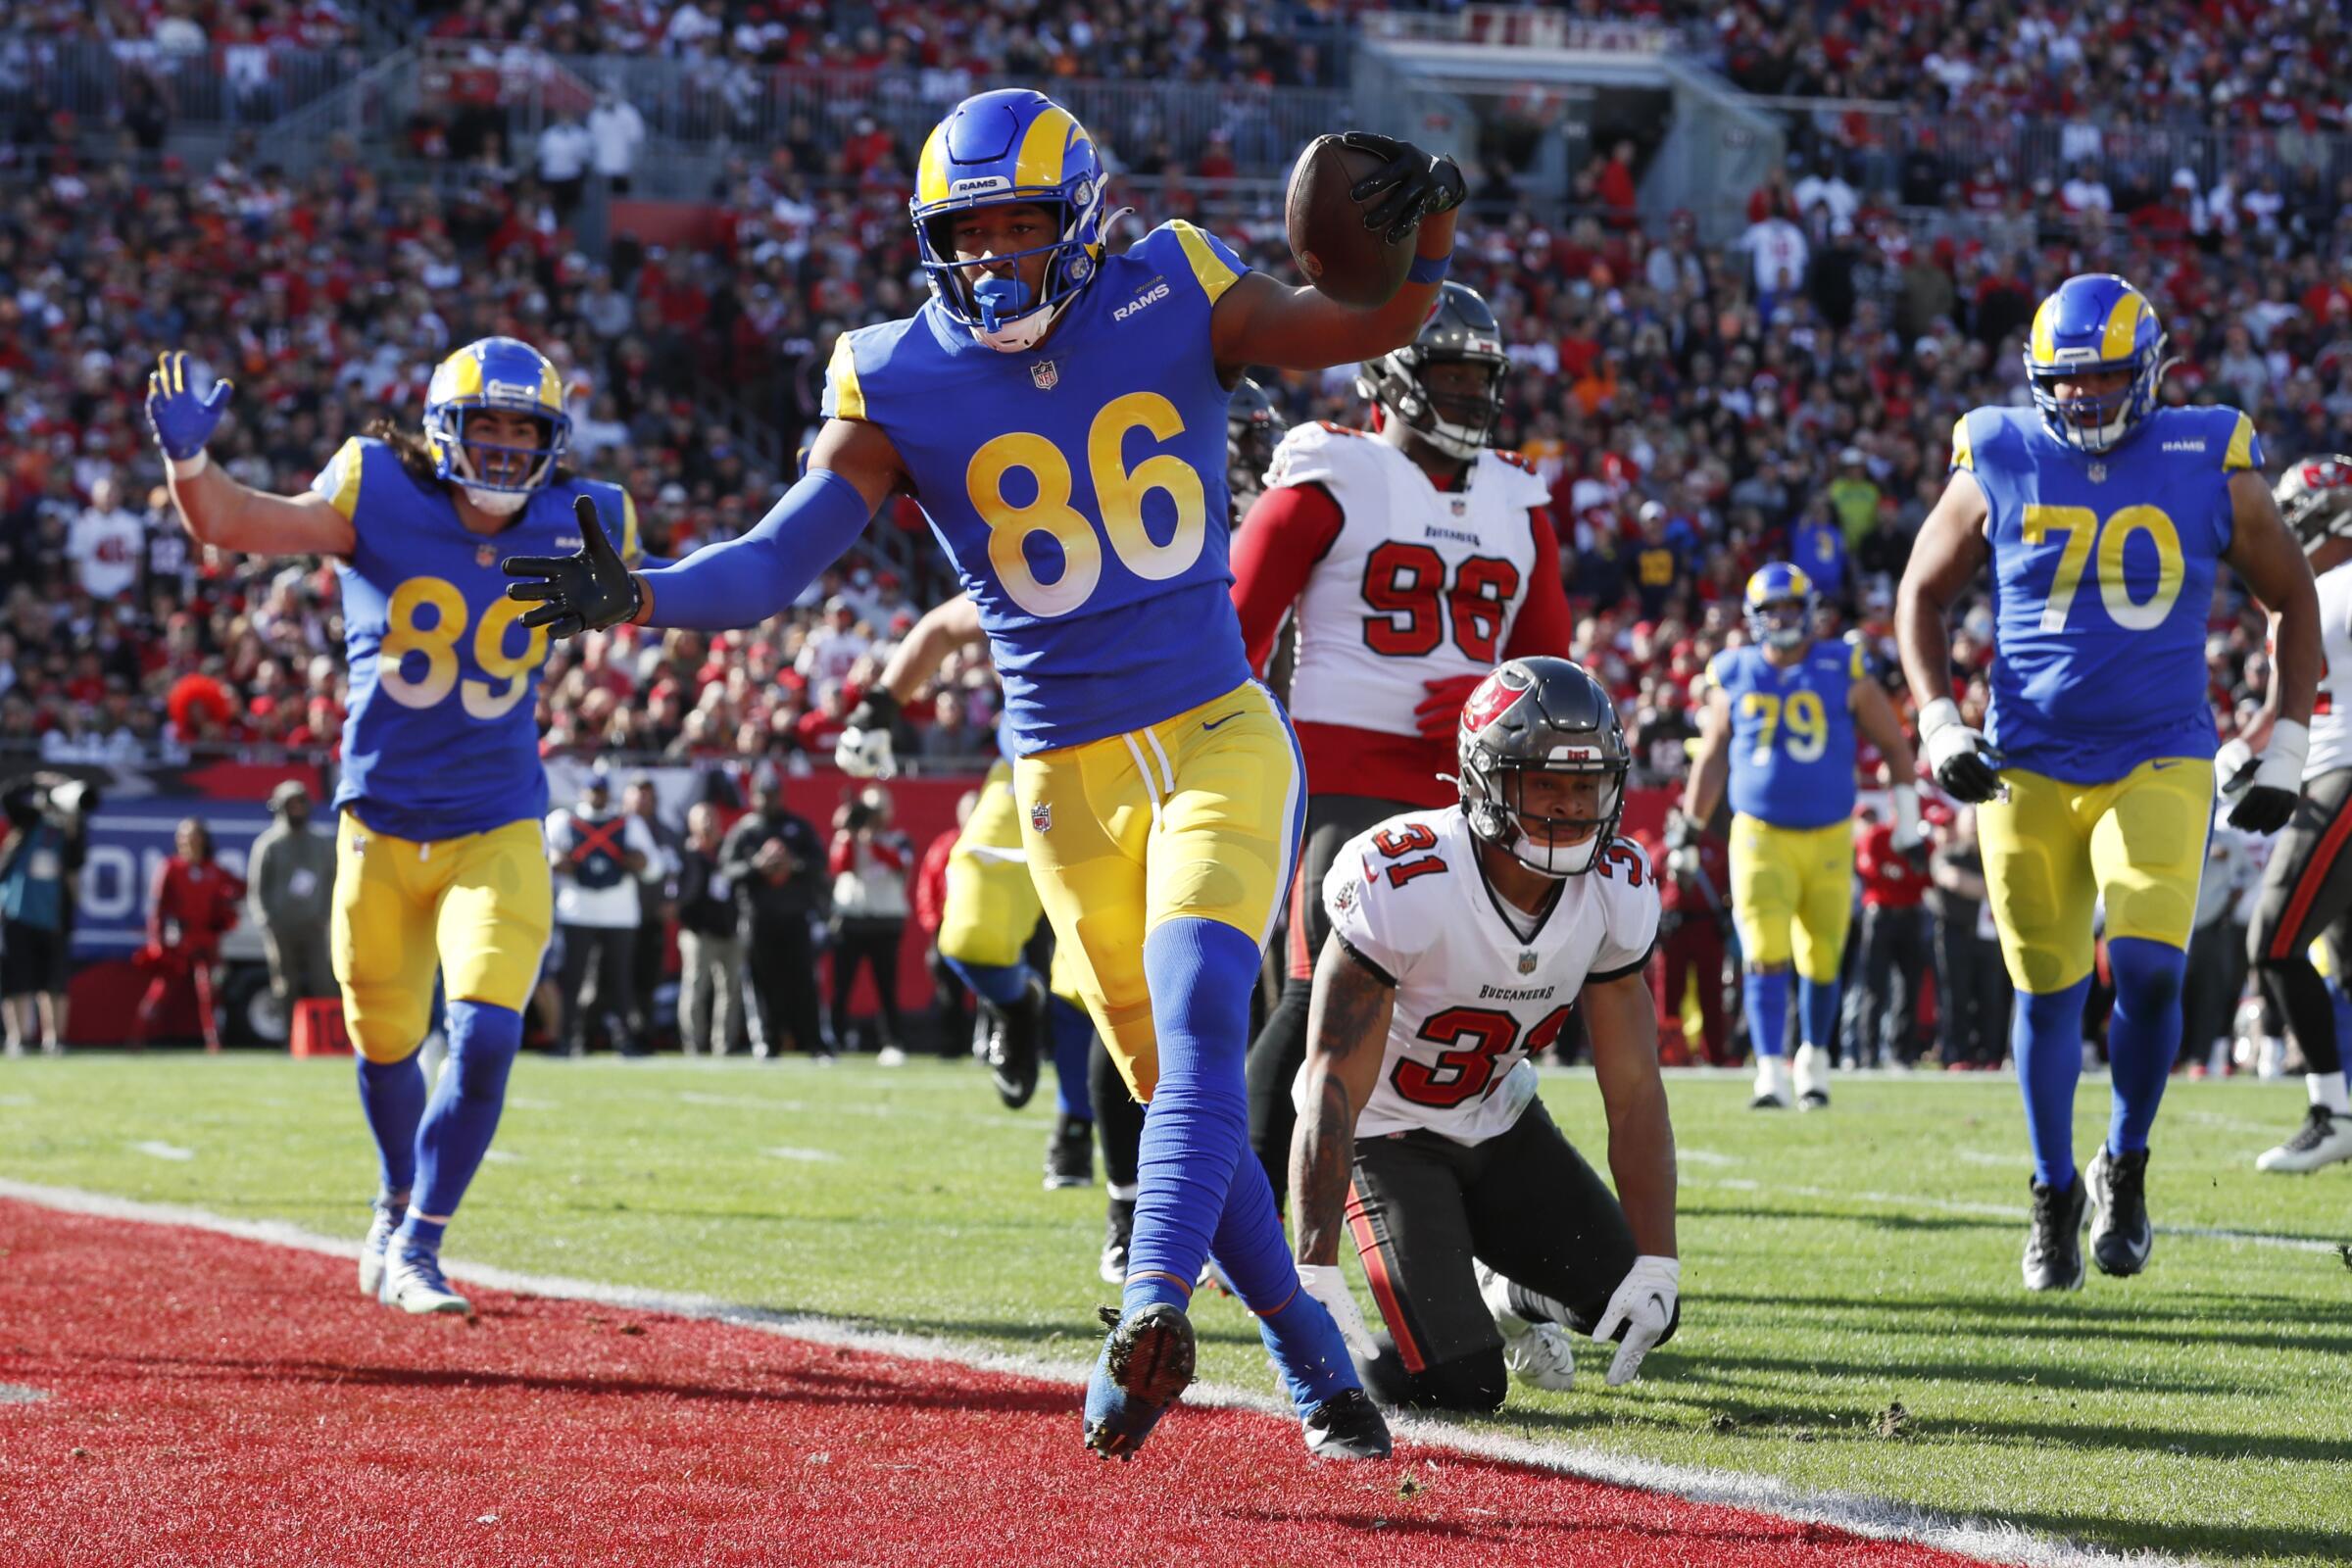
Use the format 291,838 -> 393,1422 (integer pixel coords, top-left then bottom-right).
147,352 -> 356,557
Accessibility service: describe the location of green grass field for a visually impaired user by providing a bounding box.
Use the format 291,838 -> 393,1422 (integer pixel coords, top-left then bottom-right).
3,1054 -> 2346,1566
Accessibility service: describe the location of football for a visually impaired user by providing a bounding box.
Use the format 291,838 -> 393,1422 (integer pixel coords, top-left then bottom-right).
1285,134 -> 1416,309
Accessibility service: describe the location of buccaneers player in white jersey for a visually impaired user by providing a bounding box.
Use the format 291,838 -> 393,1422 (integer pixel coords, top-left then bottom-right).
1230,282 -> 1573,1202
1287,658 -> 1680,1408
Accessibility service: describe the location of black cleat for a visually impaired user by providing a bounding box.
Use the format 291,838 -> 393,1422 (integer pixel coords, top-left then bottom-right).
1083,1301 -> 1196,1460
1045,1111 -> 1095,1190
1748,1093 -> 1789,1110
2087,1144 -> 2153,1277
1100,1197 -> 1134,1285
985,974 -> 1046,1109
1797,1088 -> 1831,1111
2023,1173 -> 2087,1291
1301,1387 -> 1393,1460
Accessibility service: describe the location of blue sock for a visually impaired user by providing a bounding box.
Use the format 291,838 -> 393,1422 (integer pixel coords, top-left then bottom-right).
1744,967 -> 1791,1058
1122,917 -> 1259,1316
1210,1151 -> 1357,1410
400,1000 -> 522,1246
1798,974 -> 1839,1052
2014,976 -> 2092,1189
1048,995 -> 1094,1122
945,956 -> 1032,1009
2105,937 -> 2187,1156
356,1054 -> 426,1197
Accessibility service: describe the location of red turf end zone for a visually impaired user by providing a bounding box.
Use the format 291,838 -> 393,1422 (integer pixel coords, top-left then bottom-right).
0,1200 -> 1988,1568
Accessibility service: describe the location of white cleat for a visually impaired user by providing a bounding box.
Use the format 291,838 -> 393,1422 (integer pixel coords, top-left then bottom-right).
1793,1043 -> 1832,1109
378,1247 -> 472,1316
358,1197 -> 405,1298
2255,1105 -> 2352,1173
1751,1054 -> 1792,1110
1477,1262 -> 1575,1392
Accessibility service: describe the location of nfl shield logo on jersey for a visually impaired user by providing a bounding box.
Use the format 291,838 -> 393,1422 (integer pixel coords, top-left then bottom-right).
1030,360 -> 1059,392
476,544 -> 498,568
1030,801 -> 1053,833
1517,950 -> 1538,975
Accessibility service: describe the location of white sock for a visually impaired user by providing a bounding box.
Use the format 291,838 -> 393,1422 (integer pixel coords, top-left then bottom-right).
1755,1055 -> 1791,1099
2309,1071 -> 2350,1116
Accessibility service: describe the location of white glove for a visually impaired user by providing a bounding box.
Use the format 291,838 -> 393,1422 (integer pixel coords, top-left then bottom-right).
834,722 -> 897,779
1592,1254 -> 1680,1387
1296,1262 -> 1381,1363
1887,782 -> 1923,853
2214,737 -> 2256,803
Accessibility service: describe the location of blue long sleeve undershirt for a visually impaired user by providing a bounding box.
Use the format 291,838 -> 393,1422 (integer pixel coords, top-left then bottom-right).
634,467 -> 874,630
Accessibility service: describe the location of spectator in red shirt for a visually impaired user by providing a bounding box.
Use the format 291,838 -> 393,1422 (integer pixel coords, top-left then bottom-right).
1850,801 -> 1934,1069
133,817 -> 247,1054
915,789 -> 975,1059
828,784 -> 913,1061
1648,825 -> 1736,1066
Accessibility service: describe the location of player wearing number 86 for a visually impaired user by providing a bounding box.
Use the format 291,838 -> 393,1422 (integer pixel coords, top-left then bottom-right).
499,87 -> 1468,1462
1895,271 -> 2320,1291
146,335 -> 651,1318
1680,562 -> 1921,1112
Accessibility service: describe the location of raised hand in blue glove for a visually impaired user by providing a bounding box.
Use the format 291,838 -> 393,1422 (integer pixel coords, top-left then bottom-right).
145,351 -> 235,463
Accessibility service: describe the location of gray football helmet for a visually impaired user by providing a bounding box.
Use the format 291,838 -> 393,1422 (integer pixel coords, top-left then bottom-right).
1457,657 -> 1631,878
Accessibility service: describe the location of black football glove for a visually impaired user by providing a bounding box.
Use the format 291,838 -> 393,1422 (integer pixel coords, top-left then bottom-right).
836,688 -> 903,779
502,494 -> 642,639
2216,735 -> 2303,834
1335,131 -> 1466,245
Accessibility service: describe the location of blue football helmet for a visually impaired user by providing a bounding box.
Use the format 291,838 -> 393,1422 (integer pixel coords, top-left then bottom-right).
910,88 -> 1109,353
1743,563 -> 1816,653
2023,274 -> 2168,456
423,336 -> 570,514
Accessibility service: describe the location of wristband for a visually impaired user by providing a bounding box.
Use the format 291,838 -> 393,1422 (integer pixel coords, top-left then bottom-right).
1891,782 -> 1920,841
169,451 -> 209,480
1406,248 -> 1452,285
1916,696 -> 1964,742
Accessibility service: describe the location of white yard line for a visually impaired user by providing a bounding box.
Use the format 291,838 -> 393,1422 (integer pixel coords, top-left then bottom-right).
761,1147 -> 842,1164
128,1141 -> 194,1162
0,1177 -> 2205,1568
1694,1178 -> 2343,1254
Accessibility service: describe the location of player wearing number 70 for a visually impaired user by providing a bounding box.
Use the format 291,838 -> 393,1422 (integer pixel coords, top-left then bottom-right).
499,88 -> 1468,1463
144,335 -> 656,1320
1895,272 -> 2319,1293
1678,562 -> 1922,1113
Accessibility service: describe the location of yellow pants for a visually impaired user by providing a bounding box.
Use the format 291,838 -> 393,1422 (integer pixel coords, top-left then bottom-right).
1014,680 -> 1300,1102
937,760 -> 1045,970
1977,758 -> 2212,993
1729,814 -> 1855,983
331,810 -> 553,1062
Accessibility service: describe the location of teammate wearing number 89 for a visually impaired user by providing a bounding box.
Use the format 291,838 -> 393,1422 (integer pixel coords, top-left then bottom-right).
146,336 -> 649,1319
499,88 -> 1468,1461
1896,273 -> 2319,1290
1681,563 -> 1921,1112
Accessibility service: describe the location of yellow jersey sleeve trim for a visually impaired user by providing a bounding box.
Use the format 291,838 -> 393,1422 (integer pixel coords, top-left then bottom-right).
1949,414 -> 1975,472
2223,411 -> 2256,472
1170,221 -> 1241,307
1703,652 -> 1730,694
620,489 -> 643,567
326,436 -> 366,521
1848,640 -> 1865,682
828,334 -> 866,421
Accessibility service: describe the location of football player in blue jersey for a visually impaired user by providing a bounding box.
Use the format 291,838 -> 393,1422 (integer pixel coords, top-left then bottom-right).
1678,564 -> 1921,1110
147,337 -> 651,1316
1896,274 -> 2319,1290
504,88 -> 1465,1460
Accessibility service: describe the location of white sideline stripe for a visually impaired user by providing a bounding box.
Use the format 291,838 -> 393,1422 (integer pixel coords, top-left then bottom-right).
1679,1149 -> 1740,1166
1696,1178 -> 2343,1255
130,1141 -> 194,1162
0,1178 -> 2196,1568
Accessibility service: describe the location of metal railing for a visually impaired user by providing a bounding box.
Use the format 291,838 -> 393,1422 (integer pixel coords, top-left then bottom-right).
415,43 -> 1354,178
0,38 -> 373,135
1358,6 -> 1698,54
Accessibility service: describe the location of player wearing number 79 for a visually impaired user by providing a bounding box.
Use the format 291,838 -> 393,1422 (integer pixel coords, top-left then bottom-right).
1895,273 -> 2319,1291
500,88 -> 1467,1462
1679,562 -> 1922,1112
145,336 -> 652,1318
